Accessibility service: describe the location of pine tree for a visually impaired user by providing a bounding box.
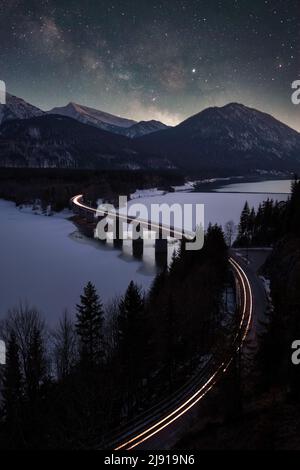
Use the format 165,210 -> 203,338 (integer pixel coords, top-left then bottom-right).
117,281 -> 146,413
76,281 -> 104,368
26,325 -> 47,405
240,201 -> 250,232
118,282 -> 145,353
237,201 -> 250,245
2,332 -> 23,445
148,268 -> 167,306
164,295 -> 177,392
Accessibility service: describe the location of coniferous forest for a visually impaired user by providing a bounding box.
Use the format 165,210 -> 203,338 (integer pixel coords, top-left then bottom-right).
178,178 -> 300,449
0,225 -> 229,449
235,179 -> 300,398
235,177 -> 300,247
0,168 -> 185,211
0,0 -> 299,454
235,179 -> 300,397
1,178 -> 299,450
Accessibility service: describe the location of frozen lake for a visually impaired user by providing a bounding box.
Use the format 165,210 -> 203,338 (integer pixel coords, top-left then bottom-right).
215,179 -> 292,194
127,189 -> 289,231
0,180 -> 290,325
0,201 -> 154,326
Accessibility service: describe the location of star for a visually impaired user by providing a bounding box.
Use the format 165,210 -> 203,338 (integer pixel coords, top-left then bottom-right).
0,0 -> 298,130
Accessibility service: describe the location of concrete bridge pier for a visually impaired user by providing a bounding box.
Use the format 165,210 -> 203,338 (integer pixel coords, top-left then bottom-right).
113,216 -> 124,248
132,238 -> 144,259
155,238 -> 168,267
95,214 -> 108,245
155,238 -> 168,253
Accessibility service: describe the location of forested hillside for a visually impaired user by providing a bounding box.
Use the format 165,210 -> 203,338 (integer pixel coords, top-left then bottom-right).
0,225 -> 229,449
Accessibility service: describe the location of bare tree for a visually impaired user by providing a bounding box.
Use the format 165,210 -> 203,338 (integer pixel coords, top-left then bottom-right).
3,302 -> 47,382
52,310 -> 77,380
224,220 -> 236,247
104,298 -> 120,361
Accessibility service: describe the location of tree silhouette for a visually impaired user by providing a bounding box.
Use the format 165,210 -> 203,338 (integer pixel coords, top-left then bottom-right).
2,332 -> 23,446
76,281 -> 104,368
224,220 -> 236,247
117,281 -> 147,414
237,201 -> 250,245
53,310 -> 77,380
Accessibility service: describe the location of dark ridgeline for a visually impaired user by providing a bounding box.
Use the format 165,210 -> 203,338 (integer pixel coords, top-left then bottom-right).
0,225 -> 229,449
1,97 -> 300,176
136,104 -> 300,174
0,114 -> 172,170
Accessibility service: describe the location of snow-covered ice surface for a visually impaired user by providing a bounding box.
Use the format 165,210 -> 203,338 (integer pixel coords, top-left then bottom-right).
18,203 -> 72,219
0,200 -> 154,326
128,189 -> 289,231
171,181 -> 195,192
130,188 -> 166,199
0,180 -> 289,326
215,179 -> 292,194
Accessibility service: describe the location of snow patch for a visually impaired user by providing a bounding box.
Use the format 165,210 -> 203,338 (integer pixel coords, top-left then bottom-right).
130,188 -> 166,199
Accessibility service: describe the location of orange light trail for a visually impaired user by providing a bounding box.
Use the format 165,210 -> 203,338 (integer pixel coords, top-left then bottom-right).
114,258 -> 252,450
71,195 -> 253,451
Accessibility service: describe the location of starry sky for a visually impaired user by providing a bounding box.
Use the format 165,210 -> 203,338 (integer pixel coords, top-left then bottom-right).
0,0 -> 299,129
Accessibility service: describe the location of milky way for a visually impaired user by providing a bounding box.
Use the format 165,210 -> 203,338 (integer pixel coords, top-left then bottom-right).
0,0 -> 299,129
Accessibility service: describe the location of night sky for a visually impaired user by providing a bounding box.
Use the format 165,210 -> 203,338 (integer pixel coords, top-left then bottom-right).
0,0 -> 299,130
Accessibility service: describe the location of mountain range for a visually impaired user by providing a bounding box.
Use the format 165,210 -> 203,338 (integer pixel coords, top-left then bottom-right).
136,103 -> 300,174
48,103 -> 169,137
0,94 -> 300,174
0,94 -> 44,125
0,113 -> 171,170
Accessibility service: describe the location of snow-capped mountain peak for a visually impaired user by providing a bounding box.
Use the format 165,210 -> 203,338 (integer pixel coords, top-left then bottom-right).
48,102 -> 137,133
0,93 -> 44,125
48,102 -> 169,137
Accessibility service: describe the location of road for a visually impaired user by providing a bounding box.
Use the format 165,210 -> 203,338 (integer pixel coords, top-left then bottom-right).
71,194 -> 195,240
71,194 -> 255,450
111,256 -> 253,450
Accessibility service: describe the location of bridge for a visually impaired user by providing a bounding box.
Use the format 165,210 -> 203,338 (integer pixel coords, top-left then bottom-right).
71,194 -> 203,259
71,194 -> 253,450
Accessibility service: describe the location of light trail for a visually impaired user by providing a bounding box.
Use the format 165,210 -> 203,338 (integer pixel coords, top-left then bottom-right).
71,194 -> 253,450
71,194 -> 195,240
113,257 -> 252,450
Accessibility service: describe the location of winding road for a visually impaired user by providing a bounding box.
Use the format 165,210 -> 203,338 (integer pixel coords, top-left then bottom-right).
71,194 -> 254,450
